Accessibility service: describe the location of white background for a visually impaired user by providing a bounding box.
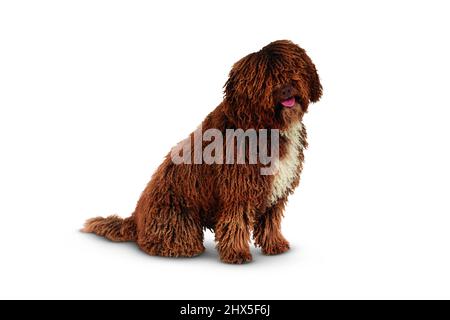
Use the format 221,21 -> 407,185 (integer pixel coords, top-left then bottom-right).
1,0 -> 450,299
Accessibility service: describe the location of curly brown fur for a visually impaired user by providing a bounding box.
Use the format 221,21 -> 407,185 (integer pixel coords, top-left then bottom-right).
83,215 -> 136,242
83,40 -> 322,264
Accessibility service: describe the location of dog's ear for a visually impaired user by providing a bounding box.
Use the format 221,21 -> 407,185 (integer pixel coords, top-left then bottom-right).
302,51 -> 323,103
224,64 -> 240,102
224,55 -> 258,103
225,53 -> 274,106
223,61 -> 248,128
223,55 -> 276,129
223,65 -> 243,124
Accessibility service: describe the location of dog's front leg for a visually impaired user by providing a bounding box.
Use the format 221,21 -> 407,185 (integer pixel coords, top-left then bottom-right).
253,197 -> 290,255
215,204 -> 253,264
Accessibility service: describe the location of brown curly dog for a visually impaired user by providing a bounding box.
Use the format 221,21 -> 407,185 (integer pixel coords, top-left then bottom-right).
83,40 -> 322,264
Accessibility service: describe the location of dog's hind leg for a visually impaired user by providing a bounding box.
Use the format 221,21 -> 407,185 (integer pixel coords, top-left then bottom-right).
136,205 -> 205,258
253,197 -> 290,255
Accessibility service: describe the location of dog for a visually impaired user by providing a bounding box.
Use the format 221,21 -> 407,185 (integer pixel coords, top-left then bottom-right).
83,40 -> 322,264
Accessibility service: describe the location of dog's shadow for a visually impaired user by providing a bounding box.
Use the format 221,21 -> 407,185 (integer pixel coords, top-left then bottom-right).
82,232 -> 293,266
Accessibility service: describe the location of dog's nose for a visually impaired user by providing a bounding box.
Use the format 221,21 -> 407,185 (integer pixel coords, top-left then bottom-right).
280,85 -> 294,100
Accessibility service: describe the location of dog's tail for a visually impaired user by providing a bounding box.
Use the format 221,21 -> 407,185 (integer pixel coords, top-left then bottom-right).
82,215 -> 137,242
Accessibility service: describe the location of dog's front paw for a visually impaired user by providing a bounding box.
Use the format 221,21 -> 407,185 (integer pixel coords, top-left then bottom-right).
262,239 -> 290,255
220,250 -> 253,264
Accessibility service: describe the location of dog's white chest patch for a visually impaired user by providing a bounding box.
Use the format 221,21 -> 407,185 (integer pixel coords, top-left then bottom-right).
269,121 -> 304,205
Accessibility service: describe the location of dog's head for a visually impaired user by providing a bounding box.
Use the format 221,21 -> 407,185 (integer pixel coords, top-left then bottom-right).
224,40 -> 322,130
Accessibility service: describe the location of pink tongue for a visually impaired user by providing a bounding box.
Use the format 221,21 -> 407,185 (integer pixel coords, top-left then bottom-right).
281,97 -> 296,108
